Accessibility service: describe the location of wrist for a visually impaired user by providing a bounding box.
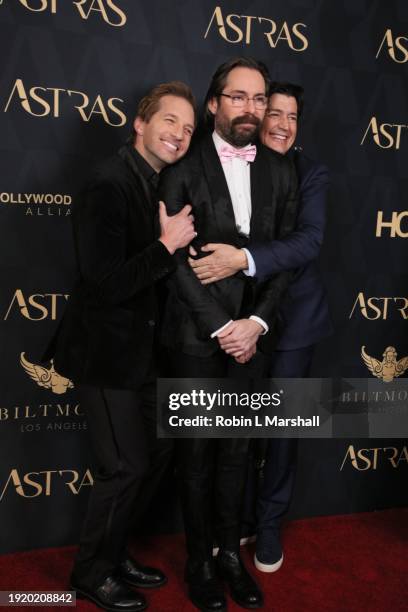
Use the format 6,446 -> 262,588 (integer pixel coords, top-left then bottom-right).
249,319 -> 263,335
159,237 -> 175,255
237,249 -> 248,271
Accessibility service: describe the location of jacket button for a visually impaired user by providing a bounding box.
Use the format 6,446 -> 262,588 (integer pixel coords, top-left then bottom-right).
148,320 -> 155,327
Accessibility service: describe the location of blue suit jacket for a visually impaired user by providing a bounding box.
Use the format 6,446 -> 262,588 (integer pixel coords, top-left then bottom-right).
249,150 -> 333,350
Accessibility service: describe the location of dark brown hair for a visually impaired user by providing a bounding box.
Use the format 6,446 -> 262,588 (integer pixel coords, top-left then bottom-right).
268,81 -> 304,118
204,57 -> 270,124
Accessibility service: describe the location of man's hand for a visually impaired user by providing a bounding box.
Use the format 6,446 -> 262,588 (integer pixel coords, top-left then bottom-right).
188,243 -> 248,284
159,201 -> 196,254
234,344 -> 257,364
217,319 -> 263,357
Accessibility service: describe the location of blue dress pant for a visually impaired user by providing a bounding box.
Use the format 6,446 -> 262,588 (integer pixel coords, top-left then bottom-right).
243,345 -> 314,532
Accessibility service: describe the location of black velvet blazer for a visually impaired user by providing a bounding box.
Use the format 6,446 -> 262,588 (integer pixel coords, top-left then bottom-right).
159,134 -> 299,357
47,145 -> 175,389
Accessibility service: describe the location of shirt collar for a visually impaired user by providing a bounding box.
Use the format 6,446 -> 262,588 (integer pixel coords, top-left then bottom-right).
127,143 -> 159,187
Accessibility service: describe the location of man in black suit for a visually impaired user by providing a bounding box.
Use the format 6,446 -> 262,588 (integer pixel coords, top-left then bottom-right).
160,59 -> 299,611
48,82 -> 197,612
187,82 -> 332,575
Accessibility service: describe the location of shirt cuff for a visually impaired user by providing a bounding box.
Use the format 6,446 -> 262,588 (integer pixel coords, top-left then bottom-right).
250,315 -> 268,335
211,320 -> 233,338
242,248 -> 256,277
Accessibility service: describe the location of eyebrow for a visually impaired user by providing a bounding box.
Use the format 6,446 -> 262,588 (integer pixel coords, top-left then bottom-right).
164,113 -> 194,130
227,89 -> 266,96
268,108 -> 298,116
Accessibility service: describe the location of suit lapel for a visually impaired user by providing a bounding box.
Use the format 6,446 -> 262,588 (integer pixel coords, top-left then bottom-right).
118,144 -> 156,241
293,149 -> 309,189
249,145 -> 269,237
118,144 -> 152,215
200,135 -> 239,241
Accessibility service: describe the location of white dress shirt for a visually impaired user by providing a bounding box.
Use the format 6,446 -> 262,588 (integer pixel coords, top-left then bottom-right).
210,131 -> 267,337
213,131 -> 252,236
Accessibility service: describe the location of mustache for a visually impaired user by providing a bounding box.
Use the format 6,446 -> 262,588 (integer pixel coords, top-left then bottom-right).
232,114 -> 260,127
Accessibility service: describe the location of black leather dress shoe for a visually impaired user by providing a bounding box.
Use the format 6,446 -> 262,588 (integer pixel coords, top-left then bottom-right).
185,560 -> 226,612
70,574 -> 147,611
119,557 -> 167,589
217,550 -> 263,609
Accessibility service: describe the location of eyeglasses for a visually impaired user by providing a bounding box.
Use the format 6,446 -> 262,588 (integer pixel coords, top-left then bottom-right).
219,93 -> 268,109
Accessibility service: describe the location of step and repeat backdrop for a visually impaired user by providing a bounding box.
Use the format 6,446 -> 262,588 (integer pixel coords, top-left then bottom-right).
1,0 -> 407,553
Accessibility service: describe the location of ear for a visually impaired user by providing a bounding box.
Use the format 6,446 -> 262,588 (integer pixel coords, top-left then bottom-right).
207,97 -> 218,116
134,116 -> 144,136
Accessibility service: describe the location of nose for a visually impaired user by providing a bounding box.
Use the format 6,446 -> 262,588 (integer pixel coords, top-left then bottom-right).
244,97 -> 256,111
172,121 -> 183,140
279,114 -> 289,130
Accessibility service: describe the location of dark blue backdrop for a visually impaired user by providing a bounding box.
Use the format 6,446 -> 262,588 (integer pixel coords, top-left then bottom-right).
0,0 -> 407,553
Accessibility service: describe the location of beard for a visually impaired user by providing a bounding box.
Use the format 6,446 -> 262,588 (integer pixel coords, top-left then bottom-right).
216,113 -> 260,147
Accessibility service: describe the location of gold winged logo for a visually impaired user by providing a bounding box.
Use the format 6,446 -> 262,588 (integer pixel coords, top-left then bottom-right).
20,352 -> 74,395
361,346 -> 408,383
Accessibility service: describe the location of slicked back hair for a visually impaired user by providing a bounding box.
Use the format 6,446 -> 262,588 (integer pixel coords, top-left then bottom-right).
137,80 -> 197,123
204,57 -> 271,124
131,81 -> 197,139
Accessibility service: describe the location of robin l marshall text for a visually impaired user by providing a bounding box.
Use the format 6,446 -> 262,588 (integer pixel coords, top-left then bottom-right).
168,415 -> 320,428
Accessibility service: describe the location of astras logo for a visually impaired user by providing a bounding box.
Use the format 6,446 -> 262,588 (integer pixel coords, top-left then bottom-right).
360,117 -> 407,150
340,445 -> 408,470
4,290 -> 69,321
376,28 -> 408,63
0,468 -> 93,500
204,6 -> 308,51
2,0 -> 126,27
349,293 -> 408,320
4,78 -> 126,127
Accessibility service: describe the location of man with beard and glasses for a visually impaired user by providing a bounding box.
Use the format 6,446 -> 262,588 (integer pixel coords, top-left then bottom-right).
186,81 -> 332,576
159,59 -> 299,611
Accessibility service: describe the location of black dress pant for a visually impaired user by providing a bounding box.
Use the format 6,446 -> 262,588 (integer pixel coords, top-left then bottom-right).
243,345 -> 314,532
73,379 -> 173,589
168,349 -> 267,568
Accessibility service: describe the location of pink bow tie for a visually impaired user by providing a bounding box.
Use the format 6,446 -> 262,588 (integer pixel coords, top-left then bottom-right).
219,144 -> 257,164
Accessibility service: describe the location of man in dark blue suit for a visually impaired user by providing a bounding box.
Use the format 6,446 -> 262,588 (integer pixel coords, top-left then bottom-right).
188,81 -> 333,573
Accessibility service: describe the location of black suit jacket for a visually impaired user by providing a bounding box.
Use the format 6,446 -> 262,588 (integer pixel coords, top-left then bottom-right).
159,134 -> 299,357
46,144 -> 175,389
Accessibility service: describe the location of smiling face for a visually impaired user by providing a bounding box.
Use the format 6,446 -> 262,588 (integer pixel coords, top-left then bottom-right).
208,66 -> 267,147
261,93 -> 298,154
134,94 -> 195,172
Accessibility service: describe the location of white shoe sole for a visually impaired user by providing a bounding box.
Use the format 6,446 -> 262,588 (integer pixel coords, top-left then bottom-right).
240,535 -> 256,546
212,535 -> 257,556
254,552 -> 283,573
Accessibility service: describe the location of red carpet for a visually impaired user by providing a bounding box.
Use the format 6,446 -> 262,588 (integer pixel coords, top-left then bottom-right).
1,509 -> 407,611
